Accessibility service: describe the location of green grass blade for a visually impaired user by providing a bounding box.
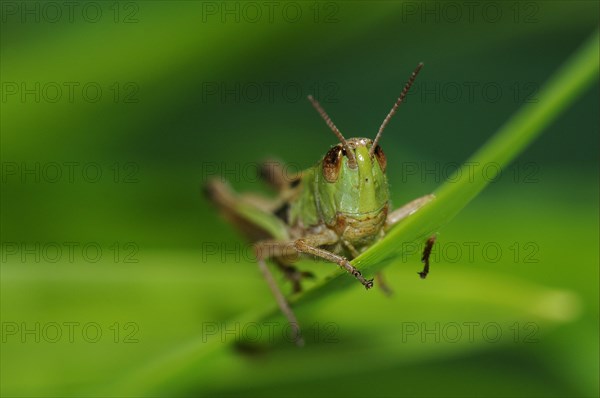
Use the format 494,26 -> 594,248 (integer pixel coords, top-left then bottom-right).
289,27 -> 600,305
113,28 -> 599,395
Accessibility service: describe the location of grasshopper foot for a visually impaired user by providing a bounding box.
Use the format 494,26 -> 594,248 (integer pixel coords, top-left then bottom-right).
418,235 -> 436,279
346,265 -> 373,289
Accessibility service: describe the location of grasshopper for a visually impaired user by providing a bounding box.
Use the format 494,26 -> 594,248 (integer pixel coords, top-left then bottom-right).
205,63 -> 436,346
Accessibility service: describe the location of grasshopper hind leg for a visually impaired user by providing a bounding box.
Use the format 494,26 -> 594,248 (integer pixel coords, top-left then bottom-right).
204,178 -> 308,345
259,159 -> 300,192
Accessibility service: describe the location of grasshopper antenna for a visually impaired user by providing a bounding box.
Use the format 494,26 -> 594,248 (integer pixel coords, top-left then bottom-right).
370,62 -> 424,157
308,95 -> 357,169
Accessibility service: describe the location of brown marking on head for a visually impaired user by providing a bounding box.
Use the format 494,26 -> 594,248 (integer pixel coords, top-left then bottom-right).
373,144 -> 387,172
322,145 -> 343,183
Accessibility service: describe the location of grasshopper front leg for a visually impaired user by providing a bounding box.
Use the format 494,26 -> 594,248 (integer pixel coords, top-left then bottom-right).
255,229 -> 374,290
254,229 -> 374,345
385,194 -> 437,278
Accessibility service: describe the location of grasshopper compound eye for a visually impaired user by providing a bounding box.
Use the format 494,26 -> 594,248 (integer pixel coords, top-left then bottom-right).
322,145 -> 343,182
373,145 -> 387,172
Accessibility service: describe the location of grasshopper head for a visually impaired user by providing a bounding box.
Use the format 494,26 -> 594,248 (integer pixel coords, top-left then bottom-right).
318,138 -> 388,216
307,63 -> 424,219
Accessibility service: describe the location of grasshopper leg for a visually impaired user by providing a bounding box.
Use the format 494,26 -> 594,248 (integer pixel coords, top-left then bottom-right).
256,257 -> 304,346
295,239 -> 374,289
385,194 -> 435,230
385,194 -> 437,279
344,239 -> 392,295
375,272 -> 394,296
418,236 -> 436,279
259,159 -> 298,191
255,231 -> 374,345
255,230 -> 374,290
272,259 -> 314,294
204,178 -> 283,214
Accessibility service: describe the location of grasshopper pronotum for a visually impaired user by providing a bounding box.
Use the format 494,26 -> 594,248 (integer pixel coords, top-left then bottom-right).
205,63 -> 436,346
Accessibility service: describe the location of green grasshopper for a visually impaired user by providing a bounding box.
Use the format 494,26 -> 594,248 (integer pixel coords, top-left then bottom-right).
205,63 -> 436,346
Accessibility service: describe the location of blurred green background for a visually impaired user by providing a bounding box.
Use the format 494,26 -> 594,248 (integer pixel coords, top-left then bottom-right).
1,1 -> 598,397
